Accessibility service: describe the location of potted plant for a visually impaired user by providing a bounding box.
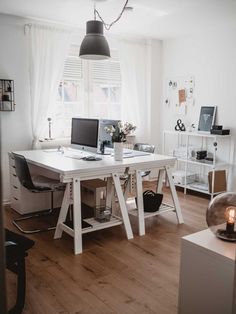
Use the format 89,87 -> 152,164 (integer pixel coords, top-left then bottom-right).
105,122 -> 136,161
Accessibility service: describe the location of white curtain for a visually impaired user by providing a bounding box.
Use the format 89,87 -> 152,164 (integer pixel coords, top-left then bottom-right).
118,40 -> 151,142
27,24 -> 72,148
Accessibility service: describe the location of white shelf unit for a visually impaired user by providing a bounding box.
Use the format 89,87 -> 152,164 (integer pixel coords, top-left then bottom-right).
163,130 -> 231,198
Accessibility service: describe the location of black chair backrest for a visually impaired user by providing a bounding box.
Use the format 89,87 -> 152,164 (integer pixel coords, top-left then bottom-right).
134,143 -> 155,154
12,153 -> 36,191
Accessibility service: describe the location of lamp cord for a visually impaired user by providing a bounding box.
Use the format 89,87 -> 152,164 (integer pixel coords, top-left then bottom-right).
94,0 -> 129,30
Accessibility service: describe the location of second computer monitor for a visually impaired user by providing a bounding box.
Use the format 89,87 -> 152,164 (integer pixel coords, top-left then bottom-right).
98,119 -> 120,148
71,118 -> 99,153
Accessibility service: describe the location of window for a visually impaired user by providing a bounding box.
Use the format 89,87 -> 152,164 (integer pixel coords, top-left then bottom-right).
49,45 -> 122,138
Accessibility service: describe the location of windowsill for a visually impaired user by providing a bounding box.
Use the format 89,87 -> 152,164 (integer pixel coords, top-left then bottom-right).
38,137 -> 71,149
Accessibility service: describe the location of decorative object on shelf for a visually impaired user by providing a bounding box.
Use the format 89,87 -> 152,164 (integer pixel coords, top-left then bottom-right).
94,206 -> 111,222
198,106 -> 216,132
105,121 -> 136,161
206,192 -> 236,242
45,117 -> 54,140
80,0 -> 129,60
211,125 -> 230,135
175,119 -> 186,131
0,79 -> 15,111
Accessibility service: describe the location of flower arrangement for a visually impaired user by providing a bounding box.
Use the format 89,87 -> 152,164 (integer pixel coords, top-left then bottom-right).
105,122 -> 136,143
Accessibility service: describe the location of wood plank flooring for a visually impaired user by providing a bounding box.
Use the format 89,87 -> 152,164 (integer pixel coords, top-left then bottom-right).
4,183 -> 209,314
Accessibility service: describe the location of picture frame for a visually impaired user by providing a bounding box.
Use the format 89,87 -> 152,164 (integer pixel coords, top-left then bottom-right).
198,106 -> 216,132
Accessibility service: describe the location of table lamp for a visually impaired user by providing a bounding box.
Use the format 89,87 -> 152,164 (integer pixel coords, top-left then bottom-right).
206,192 -> 236,242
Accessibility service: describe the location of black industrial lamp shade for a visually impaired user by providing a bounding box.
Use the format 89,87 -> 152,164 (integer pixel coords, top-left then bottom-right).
79,20 -> 110,60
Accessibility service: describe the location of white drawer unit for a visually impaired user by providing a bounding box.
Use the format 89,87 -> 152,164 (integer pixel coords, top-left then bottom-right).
9,154 -> 63,214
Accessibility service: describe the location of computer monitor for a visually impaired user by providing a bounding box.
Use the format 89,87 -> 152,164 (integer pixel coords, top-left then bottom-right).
71,118 -> 99,153
98,119 -> 120,149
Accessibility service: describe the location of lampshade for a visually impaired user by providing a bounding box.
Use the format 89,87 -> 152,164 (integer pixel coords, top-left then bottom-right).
79,20 -> 110,60
206,192 -> 236,242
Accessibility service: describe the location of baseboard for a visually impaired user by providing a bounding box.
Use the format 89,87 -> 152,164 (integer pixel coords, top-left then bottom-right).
3,199 -> 10,207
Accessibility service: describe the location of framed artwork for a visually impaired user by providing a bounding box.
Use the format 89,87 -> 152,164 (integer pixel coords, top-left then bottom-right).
198,106 -> 216,132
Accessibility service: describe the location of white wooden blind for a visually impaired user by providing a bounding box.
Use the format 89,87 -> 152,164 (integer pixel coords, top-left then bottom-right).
63,45 -> 83,80
91,50 -> 121,83
63,46 -> 121,83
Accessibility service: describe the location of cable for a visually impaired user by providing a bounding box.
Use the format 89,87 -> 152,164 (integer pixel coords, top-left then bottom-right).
94,0 -> 129,30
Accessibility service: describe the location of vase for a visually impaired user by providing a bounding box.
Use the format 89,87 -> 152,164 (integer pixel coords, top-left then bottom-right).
113,142 -> 123,161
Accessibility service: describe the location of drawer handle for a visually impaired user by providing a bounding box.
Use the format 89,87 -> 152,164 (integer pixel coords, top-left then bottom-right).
13,197 -> 18,201
12,165 -> 16,169
12,174 -> 17,177
13,185 -> 18,189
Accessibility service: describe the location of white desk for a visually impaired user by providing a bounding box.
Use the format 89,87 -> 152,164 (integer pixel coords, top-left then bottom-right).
178,229 -> 236,314
14,149 -> 183,254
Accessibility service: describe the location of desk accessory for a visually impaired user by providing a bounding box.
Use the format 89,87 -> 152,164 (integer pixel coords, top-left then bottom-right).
82,156 -> 102,161
206,192 -> 236,242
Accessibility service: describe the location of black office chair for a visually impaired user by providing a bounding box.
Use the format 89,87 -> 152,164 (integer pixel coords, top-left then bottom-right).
5,228 -> 34,314
133,143 -> 155,177
11,152 -> 65,234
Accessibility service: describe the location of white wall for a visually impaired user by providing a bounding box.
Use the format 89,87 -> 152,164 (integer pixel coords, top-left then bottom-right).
0,14 -> 32,202
160,29 -> 236,189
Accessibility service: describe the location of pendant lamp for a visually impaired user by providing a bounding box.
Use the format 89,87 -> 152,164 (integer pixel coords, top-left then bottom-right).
80,0 -> 129,60
80,20 -> 110,60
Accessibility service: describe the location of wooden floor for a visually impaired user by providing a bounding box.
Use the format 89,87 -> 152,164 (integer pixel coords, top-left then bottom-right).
5,183 -> 209,314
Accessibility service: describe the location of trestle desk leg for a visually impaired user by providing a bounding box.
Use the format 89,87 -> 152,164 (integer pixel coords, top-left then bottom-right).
165,166 -> 184,224
73,177 -> 83,254
157,169 -> 165,194
54,183 -> 71,239
106,177 -> 113,208
135,170 -> 145,236
112,173 -> 133,239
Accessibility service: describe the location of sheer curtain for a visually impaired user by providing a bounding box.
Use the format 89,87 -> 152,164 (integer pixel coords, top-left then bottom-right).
118,40 -> 151,142
27,24 -> 72,148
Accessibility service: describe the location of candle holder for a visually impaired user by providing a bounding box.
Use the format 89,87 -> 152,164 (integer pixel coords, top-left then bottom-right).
206,192 -> 236,242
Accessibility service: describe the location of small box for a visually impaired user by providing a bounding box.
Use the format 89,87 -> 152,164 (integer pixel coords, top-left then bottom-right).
172,170 -> 196,185
210,129 -> 230,135
212,125 -> 223,130
94,206 -> 111,222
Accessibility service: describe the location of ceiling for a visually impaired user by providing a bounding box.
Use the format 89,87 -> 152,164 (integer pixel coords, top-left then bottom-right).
0,0 -> 236,39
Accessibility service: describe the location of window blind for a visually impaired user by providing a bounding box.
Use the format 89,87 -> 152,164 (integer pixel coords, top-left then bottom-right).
63,45 -> 83,80
91,50 -> 121,83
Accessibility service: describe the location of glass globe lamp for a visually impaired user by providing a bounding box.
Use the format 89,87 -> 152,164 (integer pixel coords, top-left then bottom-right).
206,192 -> 236,242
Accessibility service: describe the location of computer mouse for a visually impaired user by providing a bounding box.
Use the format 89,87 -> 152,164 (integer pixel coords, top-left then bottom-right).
83,156 -> 101,161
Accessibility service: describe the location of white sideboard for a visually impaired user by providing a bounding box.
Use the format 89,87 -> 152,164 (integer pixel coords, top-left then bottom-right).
178,229 -> 236,314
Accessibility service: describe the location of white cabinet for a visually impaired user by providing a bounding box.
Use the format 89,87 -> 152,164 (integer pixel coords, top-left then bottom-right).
163,130 -> 231,198
9,154 -> 63,214
178,229 -> 236,314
